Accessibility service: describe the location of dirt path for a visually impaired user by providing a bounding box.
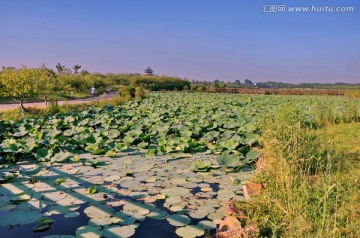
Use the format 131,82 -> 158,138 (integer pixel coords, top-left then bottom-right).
0,91 -> 117,111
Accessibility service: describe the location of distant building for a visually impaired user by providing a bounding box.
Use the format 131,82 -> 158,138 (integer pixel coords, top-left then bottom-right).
144,66 -> 154,76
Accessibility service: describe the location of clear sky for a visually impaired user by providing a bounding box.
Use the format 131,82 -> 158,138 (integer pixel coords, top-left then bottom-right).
0,0 -> 359,83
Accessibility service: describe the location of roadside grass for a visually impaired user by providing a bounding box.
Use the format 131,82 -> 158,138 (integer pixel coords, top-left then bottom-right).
236,106 -> 360,237
0,100 -> 110,121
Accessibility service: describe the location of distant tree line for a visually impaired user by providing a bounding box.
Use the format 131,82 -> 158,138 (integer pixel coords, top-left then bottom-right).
191,79 -> 360,90
0,64 -> 190,110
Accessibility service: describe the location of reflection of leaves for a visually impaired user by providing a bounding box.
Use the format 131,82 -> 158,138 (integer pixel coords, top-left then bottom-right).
32,217 -> 55,232
32,223 -> 50,232
39,217 -> 55,224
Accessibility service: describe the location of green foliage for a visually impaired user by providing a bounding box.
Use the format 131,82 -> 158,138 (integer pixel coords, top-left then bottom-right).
130,75 -> 190,91
238,107 -> 360,237
88,186 -> 97,194
111,85 -> 147,105
190,160 -> 211,172
0,67 -> 55,110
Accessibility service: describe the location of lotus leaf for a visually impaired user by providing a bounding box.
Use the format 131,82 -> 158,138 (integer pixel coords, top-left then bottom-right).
175,225 -> 205,238
0,210 -> 42,226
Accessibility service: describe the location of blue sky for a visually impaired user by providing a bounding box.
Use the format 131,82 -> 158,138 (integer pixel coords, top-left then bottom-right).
0,0 -> 359,83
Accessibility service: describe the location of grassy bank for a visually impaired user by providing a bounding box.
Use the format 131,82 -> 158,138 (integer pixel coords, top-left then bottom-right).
236,106 -> 359,237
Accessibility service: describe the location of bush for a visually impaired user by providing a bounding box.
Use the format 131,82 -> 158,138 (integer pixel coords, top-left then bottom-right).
111,85 -> 147,105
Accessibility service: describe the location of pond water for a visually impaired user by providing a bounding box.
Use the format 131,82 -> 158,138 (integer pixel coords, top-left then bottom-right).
0,152 -> 253,238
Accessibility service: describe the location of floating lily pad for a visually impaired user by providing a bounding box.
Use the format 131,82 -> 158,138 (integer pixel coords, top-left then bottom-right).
48,205 -> 72,215
10,193 -> 31,202
102,225 -> 136,238
84,205 -> 114,219
169,205 -> 184,212
160,187 -> 189,197
146,208 -> 168,219
170,177 -> 187,185
123,202 -> 155,215
189,210 -> 208,219
75,225 -> 103,238
0,210 -> 42,226
198,220 -> 217,230
145,177 -> 156,183
246,150 -> 261,161
175,225 -> 205,238
182,182 -> 198,189
64,212 -> 80,218
120,180 -> 141,188
0,203 -> 17,211
43,191 -> 67,202
89,217 -> 120,226
104,175 -> 120,182
166,214 -> 191,227
165,196 -> 182,205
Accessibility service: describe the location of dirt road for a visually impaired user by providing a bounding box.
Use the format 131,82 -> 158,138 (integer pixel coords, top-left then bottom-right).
0,91 -> 117,111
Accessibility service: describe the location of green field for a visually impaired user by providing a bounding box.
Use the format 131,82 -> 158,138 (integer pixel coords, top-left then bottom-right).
0,93 -> 359,237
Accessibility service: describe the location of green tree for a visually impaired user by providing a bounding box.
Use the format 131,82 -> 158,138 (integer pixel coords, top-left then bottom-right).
144,66 -> 154,76
0,67 -> 42,111
37,68 -> 56,108
55,63 -> 65,74
72,65 -> 81,74
235,79 -> 241,85
244,79 -> 253,86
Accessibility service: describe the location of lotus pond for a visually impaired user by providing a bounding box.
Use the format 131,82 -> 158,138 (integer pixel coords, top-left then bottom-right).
0,93 -> 358,237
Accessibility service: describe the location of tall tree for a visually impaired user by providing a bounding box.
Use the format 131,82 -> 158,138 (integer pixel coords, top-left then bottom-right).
244,79 -> 254,86
37,68 -> 56,108
72,65 -> 81,74
55,63 -> 65,74
144,66 -> 154,76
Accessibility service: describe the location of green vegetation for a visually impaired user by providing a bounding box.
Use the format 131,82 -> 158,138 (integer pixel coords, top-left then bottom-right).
0,93 -> 358,164
236,106 -> 360,237
0,67 -> 55,110
0,92 -> 358,237
0,65 -> 189,110
0,86 -> 147,121
192,79 -> 360,90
